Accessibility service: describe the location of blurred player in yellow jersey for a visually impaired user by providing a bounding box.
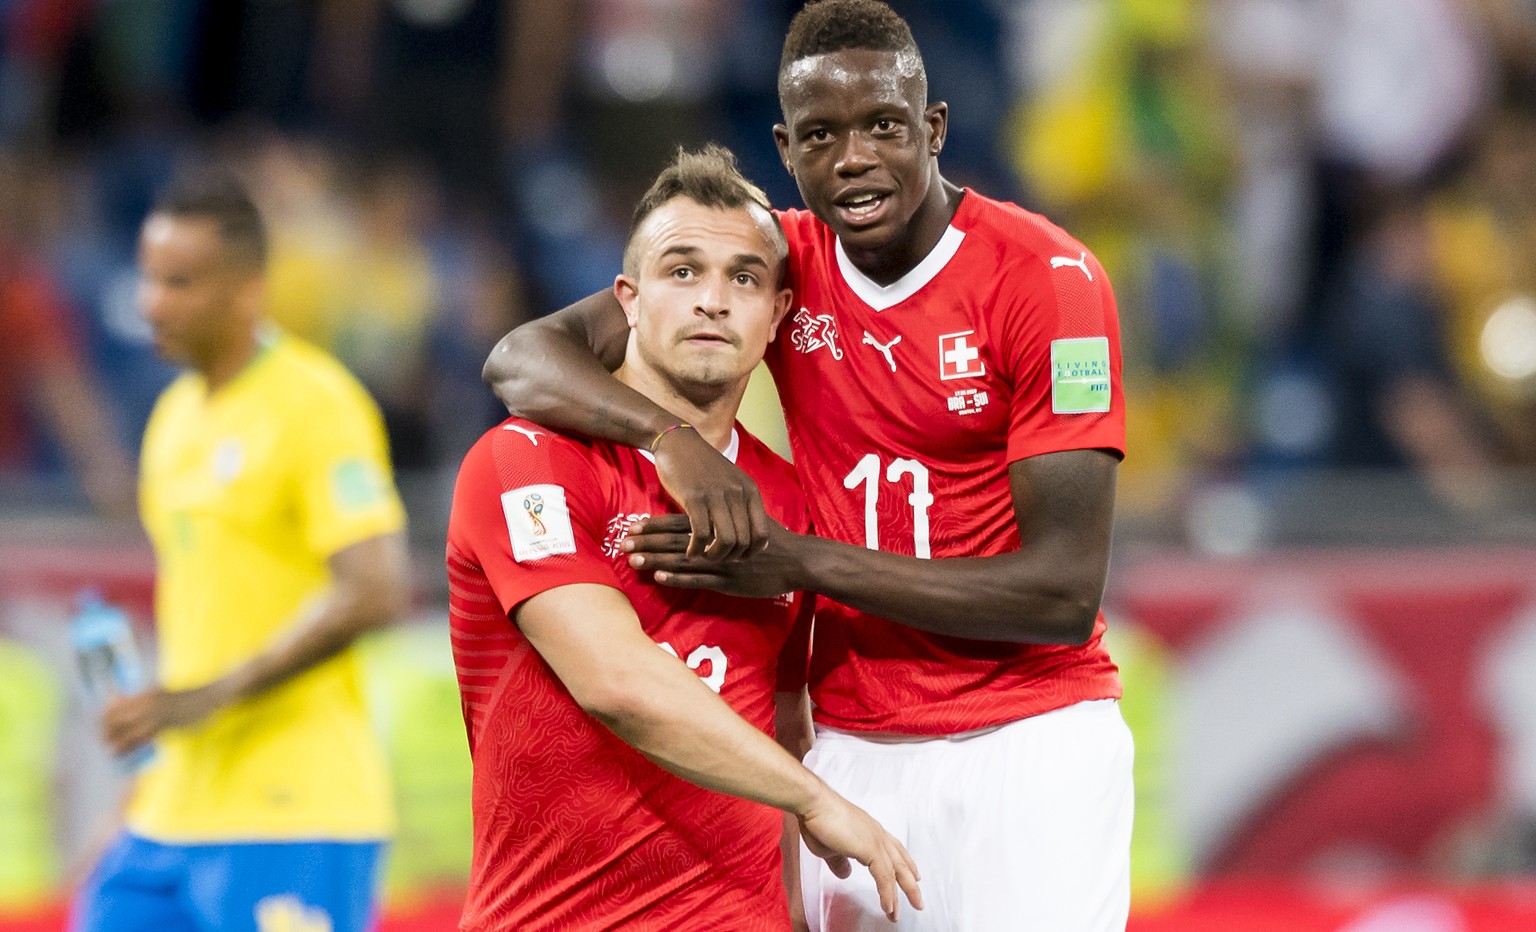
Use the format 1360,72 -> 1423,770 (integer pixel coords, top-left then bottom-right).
71,173 -> 410,932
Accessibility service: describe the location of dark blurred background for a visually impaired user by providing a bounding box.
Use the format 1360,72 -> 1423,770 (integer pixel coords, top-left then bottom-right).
2,1 -> 1535,929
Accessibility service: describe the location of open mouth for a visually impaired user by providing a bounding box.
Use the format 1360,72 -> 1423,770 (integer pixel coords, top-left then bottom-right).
835,191 -> 889,227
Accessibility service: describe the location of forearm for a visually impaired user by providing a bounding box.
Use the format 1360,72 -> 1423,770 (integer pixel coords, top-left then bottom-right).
213,591 -> 387,703
790,534 -> 1103,644
482,297 -> 678,447
787,450 -> 1116,644
593,652 -> 827,816
208,534 -> 409,706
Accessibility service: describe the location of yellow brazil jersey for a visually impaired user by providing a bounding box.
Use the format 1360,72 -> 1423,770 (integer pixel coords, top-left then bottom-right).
131,331 -> 405,842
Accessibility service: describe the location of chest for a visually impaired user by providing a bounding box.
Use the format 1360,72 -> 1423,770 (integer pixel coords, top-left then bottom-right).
597,470 -> 798,700
770,274 -> 1013,453
141,398 -> 294,550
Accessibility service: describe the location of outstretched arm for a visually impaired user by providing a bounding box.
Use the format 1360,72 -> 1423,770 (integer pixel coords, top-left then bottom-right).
482,291 -> 771,558
518,582 -> 922,921
626,449 -> 1118,645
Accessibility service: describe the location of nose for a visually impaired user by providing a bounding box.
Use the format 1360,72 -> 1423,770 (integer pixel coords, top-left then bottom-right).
834,131 -> 878,176
695,272 -> 730,319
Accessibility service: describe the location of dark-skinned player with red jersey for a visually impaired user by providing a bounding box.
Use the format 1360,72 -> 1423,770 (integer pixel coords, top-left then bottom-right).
482,2 -> 1132,929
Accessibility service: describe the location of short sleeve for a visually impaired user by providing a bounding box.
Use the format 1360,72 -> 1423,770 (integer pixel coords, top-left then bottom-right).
449,425 -> 622,616
292,380 -> 407,558
997,246 -> 1127,463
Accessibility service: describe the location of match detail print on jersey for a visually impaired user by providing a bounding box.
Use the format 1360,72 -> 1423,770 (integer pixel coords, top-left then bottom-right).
502,484 -> 578,562
1050,337 -> 1113,413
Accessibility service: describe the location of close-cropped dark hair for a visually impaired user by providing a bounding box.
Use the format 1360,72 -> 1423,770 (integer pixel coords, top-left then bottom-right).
779,0 -> 924,78
624,144 -> 786,277
150,171 -> 268,269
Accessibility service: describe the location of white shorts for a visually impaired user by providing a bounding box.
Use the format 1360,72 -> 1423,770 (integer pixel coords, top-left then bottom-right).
801,698 -> 1133,932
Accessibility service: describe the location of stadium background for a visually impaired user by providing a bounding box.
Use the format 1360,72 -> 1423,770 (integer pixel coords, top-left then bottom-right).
2,0 -> 1535,929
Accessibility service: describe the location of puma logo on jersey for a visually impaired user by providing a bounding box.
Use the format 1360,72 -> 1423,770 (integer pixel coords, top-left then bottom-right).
790,307 -> 844,360
862,331 -> 902,372
1050,251 -> 1094,281
502,424 -> 544,446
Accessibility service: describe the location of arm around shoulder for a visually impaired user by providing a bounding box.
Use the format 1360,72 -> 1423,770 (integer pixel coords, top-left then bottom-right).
481,290 -> 676,447
633,449 -> 1119,644
794,449 -> 1117,644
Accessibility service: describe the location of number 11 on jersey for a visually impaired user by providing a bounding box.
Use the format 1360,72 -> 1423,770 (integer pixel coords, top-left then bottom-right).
843,453 -> 934,558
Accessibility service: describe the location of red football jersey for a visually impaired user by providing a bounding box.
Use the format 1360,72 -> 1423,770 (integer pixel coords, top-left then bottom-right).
446,419 -> 812,931
766,189 -> 1125,735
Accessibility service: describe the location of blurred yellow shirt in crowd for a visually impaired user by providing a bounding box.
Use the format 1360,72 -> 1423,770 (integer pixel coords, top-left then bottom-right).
131,332 -> 404,842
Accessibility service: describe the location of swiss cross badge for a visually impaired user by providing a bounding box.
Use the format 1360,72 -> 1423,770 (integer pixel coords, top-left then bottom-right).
938,330 -> 985,380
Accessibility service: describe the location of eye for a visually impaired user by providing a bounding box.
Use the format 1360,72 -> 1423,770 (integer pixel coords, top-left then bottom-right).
671,266 -> 695,281
875,119 -> 895,132
805,128 -> 831,144
734,271 -> 759,286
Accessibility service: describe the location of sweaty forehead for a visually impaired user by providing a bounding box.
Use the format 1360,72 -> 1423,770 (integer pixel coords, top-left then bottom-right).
780,48 -> 924,116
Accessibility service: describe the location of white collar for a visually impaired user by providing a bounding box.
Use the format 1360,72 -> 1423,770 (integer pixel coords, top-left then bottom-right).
834,225 -> 966,311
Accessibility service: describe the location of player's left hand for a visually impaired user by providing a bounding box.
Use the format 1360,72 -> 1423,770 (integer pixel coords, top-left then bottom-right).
624,513 -> 805,597
99,684 -> 227,754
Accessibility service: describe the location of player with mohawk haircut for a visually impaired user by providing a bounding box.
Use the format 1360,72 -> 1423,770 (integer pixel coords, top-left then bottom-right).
484,1 -> 1133,928
449,144 -> 919,931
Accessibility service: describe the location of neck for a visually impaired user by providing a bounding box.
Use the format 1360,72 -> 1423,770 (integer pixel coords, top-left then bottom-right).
198,324 -> 263,393
616,362 -> 744,454
843,174 -> 964,286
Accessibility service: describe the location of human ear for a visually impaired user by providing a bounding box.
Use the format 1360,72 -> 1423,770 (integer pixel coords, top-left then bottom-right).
614,275 -> 641,329
766,287 -> 793,342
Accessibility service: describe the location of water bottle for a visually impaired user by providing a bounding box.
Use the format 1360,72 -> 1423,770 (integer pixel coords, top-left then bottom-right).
70,589 -> 155,772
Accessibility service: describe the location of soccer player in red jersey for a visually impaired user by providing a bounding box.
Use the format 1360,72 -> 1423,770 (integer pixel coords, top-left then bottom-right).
447,145 -> 920,931
482,2 -> 1132,928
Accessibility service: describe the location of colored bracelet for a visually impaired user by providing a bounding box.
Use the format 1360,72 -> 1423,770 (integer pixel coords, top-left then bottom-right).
648,422 -> 695,454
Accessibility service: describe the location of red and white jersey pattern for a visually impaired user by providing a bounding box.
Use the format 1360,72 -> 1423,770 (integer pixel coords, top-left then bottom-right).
767,190 -> 1125,735
446,418 -> 812,931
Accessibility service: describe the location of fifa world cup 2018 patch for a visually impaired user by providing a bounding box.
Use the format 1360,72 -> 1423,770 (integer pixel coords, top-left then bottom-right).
502,484 -> 577,562
1050,337 -> 1112,413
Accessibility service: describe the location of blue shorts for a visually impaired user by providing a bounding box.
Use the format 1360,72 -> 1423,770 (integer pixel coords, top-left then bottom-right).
71,833 -> 386,932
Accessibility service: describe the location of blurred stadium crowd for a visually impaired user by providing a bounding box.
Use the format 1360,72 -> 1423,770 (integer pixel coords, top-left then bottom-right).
2,2 -> 1536,928
2,0 -> 1535,550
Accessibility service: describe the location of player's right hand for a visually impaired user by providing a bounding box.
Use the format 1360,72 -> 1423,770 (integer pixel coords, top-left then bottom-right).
798,791 -> 924,922
652,425 -> 771,561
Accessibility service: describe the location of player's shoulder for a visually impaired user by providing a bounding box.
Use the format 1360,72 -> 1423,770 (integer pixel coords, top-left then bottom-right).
263,333 -> 380,416
732,426 -> 804,500
153,370 -> 202,409
145,371 -> 203,436
464,417 -> 604,475
957,188 -> 1095,270
773,207 -> 828,252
